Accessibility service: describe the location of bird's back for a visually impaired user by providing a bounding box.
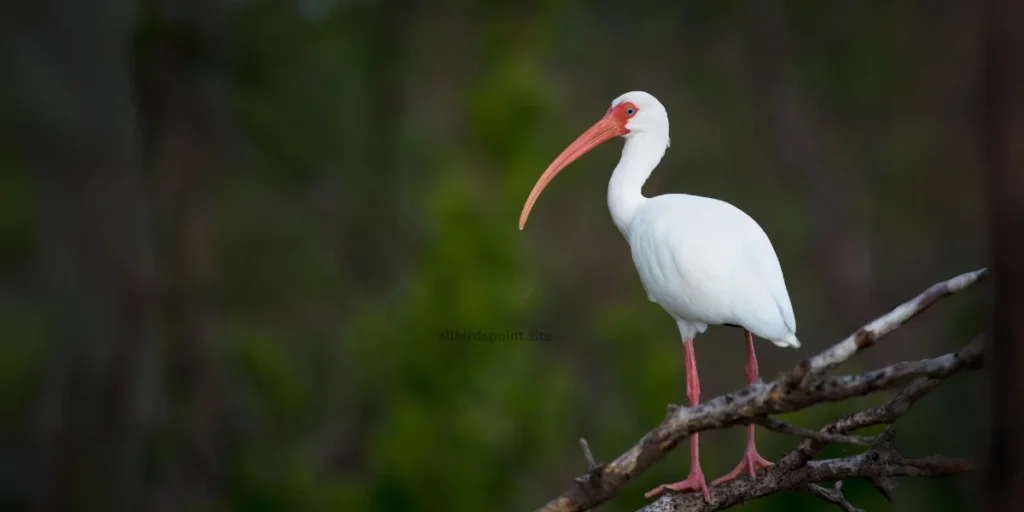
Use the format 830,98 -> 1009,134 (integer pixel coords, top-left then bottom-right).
627,194 -> 798,345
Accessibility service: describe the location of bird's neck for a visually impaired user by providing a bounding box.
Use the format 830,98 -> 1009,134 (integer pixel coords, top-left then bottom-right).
608,132 -> 668,235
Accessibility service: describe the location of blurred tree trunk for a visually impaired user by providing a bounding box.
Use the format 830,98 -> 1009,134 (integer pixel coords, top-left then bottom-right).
341,0 -> 415,293
5,0 -> 158,510
136,0 -> 229,509
318,0 -> 418,474
984,0 -> 1024,508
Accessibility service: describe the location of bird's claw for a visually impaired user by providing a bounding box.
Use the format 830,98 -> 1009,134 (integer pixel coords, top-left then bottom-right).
711,448 -> 773,485
645,468 -> 711,502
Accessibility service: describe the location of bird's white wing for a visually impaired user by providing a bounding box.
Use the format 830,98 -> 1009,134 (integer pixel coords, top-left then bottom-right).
627,194 -> 797,344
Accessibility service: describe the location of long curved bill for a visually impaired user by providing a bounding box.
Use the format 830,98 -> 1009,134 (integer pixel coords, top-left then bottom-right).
518,114 -> 623,230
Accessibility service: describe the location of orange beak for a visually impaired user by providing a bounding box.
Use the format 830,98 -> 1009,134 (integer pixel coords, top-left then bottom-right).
518,113 -> 626,229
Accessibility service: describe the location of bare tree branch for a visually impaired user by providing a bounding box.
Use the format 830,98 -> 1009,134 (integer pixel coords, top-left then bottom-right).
641,426 -> 972,512
784,268 -> 987,386
634,342 -> 982,512
536,269 -> 986,512
804,481 -> 863,512
779,375 -> 950,471
578,438 -> 599,471
757,418 -> 873,448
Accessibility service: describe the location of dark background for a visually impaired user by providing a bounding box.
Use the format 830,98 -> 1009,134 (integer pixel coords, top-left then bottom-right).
3,1 -> 1019,511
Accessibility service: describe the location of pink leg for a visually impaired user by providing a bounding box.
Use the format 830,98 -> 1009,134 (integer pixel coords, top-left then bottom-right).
712,330 -> 773,485
645,339 -> 711,502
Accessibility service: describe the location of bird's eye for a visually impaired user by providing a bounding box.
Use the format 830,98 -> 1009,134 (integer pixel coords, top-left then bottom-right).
626,107 -> 636,116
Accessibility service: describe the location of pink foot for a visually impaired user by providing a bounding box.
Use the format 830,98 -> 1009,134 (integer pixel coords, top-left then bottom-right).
645,468 -> 711,502
711,446 -> 773,485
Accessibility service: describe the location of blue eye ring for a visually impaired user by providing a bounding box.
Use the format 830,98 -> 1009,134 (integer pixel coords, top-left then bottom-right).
626,107 -> 636,116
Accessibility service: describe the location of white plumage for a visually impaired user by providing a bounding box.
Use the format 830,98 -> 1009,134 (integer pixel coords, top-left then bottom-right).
628,193 -> 799,346
519,90 -> 800,500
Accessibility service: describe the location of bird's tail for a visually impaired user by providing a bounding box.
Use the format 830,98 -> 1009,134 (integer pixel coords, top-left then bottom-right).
770,332 -> 801,349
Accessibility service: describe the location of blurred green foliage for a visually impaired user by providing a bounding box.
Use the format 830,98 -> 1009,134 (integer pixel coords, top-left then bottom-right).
1,0 -> 987,511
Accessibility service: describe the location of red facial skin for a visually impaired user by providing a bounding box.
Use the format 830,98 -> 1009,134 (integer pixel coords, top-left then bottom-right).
518,102 -> 639,229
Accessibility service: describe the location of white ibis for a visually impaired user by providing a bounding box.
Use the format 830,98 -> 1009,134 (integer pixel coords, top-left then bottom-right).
519,91 -> 800,501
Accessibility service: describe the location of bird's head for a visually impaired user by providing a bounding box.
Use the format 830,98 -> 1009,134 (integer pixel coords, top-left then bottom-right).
518,91 -> 670,230
608,91 -> 670,140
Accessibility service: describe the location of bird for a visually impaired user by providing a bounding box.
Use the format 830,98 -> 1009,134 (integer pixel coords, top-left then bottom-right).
518,91 -> 800,502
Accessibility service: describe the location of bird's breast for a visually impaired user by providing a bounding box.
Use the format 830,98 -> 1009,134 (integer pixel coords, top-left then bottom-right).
628,209 -> 740,326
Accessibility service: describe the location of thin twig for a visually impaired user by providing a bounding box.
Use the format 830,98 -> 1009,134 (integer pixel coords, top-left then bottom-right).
579,438 -> 598,470
758,417 -> 873,447
804,482 -> 864,512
